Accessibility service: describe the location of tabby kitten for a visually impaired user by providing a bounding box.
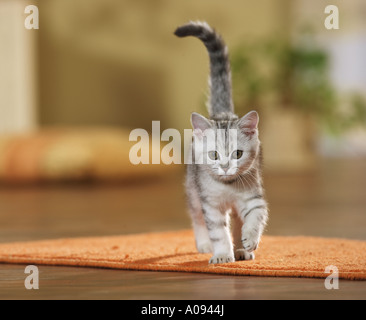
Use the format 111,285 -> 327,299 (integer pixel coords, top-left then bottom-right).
175,21 -> 268,264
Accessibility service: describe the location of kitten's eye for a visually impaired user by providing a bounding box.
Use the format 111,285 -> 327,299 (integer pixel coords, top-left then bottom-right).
208,151 -> 220,161
232,150 -> 244,160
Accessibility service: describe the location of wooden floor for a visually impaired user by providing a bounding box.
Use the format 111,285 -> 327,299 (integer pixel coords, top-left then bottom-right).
0,159 -> 365,300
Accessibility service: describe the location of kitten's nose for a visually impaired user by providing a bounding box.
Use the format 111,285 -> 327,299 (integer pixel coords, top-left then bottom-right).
221,162 -> 230,171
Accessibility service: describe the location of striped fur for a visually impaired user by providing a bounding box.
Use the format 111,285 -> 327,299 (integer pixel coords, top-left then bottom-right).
175,21 -> 234,118
177,22 -> 269,264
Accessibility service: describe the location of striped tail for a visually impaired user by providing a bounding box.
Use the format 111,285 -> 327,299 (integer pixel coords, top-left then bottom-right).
174,21 -> 234,119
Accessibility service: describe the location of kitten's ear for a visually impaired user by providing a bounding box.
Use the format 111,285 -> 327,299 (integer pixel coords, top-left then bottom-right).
191,112 -> 212,132
238,111 -> 259,135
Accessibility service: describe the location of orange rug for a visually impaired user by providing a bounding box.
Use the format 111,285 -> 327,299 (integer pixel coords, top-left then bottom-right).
0,230 -> 365,280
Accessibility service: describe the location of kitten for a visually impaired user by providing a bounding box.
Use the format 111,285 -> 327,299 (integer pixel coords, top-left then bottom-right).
175,21 -> 268,264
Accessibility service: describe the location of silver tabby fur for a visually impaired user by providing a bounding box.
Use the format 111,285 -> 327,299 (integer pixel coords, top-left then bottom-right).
175,21 -> 268,264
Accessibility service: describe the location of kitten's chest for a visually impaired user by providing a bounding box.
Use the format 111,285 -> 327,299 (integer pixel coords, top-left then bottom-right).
202,179 -> 242,207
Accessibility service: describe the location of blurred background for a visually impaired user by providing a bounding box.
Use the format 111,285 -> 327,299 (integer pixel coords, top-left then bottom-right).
0,0 -> 365,241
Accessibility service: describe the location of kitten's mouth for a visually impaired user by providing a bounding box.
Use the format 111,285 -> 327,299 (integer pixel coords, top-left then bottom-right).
216,173 -> 237,183
213,167 -> 239,182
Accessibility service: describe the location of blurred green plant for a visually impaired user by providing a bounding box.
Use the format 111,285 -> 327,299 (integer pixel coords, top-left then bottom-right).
231,38 -> 366,134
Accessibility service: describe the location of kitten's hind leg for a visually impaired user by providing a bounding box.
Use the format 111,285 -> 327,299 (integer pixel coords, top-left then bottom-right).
234,249 -> 255,261
187,187 -> 212,253
232,209 -> 255,261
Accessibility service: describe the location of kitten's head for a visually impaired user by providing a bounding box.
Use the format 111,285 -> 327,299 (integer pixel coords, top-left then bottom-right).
191,111 -> 260,182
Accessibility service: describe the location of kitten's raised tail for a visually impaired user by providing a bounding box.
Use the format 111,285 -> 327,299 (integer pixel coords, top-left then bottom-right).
174,21 -> 234,119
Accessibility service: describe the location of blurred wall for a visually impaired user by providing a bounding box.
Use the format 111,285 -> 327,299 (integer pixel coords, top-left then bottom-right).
0,0 -> 37,134
38,0 -> 291,132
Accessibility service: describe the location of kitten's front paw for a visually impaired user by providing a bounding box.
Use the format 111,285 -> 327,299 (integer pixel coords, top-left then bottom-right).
235,249 -> 255,261
209,253 -> 235,264
242,234 -> 259,252
197,242 -> 213,254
